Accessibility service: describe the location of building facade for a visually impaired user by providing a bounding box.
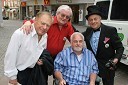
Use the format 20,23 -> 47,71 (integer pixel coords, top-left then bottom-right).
2,0 -> 20,20
20,0 -> 94,25
0,0 -> 3,27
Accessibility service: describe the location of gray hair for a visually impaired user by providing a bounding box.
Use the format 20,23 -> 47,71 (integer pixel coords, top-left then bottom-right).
70,32 -> 84,42
36,11 -> 53,22
56,5 -> 73,17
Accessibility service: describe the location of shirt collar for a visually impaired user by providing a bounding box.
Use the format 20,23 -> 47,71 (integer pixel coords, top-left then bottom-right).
31,24 -> 48,39
93,27 -> 101,32
31,24 -> 37,37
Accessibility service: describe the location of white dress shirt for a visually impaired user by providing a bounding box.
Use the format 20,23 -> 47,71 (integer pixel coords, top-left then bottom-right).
4,24 -> 47,80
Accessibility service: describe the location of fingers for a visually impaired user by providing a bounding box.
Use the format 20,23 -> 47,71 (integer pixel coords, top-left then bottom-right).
59,79 -> 66,85
9,79 -> 18,85
113,58 -> 118,64
20,24 -> 32,35
109,67 -> 114,70
30,25 -> 33,32
37,59 -> 43,65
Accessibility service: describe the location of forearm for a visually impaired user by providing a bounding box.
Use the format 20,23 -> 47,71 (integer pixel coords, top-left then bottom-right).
21,20 -> 34,34
4,33 -> 20,80
90,73 -> 97,85
54,71 -> 63,81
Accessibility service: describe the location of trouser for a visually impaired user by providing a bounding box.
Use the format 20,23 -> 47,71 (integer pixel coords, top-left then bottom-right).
102,77 -> 114,85
17,68 -> 33,85
95,76 -> 102,85
95,81 -> 100,85
52,55 -> 57,79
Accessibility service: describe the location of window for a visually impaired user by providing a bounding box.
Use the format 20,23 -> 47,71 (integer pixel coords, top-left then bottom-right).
111,0 -> 128,20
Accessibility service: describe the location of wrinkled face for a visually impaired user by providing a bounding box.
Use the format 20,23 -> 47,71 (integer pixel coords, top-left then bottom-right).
34,14 -> 52,36
71,35 -> 84,52
88,14 -> 101,30
56,10 -> 71,25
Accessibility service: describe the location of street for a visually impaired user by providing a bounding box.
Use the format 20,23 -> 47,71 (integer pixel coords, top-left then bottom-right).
0,20 -> 128,85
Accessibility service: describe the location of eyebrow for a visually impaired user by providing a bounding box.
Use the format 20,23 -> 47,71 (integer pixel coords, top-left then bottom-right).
41,22 -> 50,27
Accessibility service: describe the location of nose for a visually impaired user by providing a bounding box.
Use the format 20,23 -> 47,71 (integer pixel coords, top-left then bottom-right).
91,19 -> 95,23
63,16 -> 68,19
74,41 -> 80,45
43,24 -> 47,29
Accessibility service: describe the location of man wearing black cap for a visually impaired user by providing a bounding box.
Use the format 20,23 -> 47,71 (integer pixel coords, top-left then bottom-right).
83,5 -> 124,85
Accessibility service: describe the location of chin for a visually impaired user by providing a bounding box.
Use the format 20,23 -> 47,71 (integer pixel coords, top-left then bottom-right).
60,21 -> 67,25
39,33 -> 45,36
73,47 -> 82,52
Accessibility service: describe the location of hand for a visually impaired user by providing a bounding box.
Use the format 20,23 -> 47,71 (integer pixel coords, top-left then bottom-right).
90,81 -> 95,85
9,79 -> 18,85
20,21 -> 33,35
109,58 -> 118,70
113,58 -> 118,64
59,79 -> 66,85
37,59 -> 43,65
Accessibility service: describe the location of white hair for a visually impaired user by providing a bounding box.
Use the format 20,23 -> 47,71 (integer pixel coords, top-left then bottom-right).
56,5 -> 73,17
70,32 -> 84,42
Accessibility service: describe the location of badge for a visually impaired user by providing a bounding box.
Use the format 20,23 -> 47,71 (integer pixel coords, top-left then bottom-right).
105,44 -> 109,48
104,37 -> 110,43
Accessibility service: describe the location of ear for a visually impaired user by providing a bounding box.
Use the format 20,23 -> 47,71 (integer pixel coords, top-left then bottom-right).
34,17 -> 39,22
56,12 -> 60,16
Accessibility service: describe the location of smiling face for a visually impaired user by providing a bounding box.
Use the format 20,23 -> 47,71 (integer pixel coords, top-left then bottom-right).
71,34 -> 84,52
88,14 -> 101,30
56,9 -> 71,26
34,13 -> 53,36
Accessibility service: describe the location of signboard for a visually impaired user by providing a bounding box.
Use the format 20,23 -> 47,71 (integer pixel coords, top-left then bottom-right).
56,0 -> 72,3
79,9 -> 83,21
34,0 -> 38,4
21,0 -> 27,1
21,2 -> 26,7
44,0 -> 50,5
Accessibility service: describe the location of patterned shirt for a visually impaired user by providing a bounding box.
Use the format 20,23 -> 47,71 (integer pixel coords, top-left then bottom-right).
90,31 -> 100,54
54,47 -> 99,85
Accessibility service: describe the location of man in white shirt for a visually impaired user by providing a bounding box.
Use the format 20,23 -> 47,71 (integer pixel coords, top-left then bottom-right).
4,12 -> 53,85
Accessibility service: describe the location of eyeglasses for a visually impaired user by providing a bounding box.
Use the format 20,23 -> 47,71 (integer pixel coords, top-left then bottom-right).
73,40 -> 83,43
60,13 -> 71,19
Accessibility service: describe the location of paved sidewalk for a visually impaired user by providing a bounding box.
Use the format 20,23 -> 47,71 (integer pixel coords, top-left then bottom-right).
0,20 -> 86,85
0,20 -> 23,85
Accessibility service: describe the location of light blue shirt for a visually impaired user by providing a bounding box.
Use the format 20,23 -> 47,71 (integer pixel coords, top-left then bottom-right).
90,31 -> 100,54
54,47 -> 99,85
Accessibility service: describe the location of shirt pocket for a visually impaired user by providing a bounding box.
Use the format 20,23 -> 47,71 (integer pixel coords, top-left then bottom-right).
63,65 -> 76,78
79,65 -> 91,81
